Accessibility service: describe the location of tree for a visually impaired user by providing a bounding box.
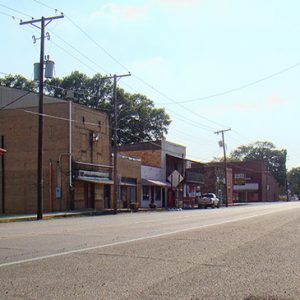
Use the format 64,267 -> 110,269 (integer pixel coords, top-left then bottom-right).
230,141 -> 287,186
45,71 -> 171,144
287,167 -> 300,196
1,72 -> 171,144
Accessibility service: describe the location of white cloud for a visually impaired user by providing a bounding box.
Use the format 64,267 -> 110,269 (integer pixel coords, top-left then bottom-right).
91,3 -> 148,22
157,0 -> 203,6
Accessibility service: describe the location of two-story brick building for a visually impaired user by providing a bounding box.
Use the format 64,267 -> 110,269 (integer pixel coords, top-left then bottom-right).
0,86 -> 114,213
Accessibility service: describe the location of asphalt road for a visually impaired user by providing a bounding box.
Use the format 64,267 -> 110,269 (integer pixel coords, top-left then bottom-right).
0,202 -> 300,299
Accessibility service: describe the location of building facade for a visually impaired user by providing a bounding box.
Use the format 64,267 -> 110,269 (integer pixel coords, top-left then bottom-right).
119,140 -> 186,208
116,154 -> 141,209
0,86 -> 113,214
228,161 -> 280,202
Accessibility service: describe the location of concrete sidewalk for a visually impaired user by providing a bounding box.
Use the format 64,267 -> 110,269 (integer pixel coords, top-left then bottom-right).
0,208 -> 162,223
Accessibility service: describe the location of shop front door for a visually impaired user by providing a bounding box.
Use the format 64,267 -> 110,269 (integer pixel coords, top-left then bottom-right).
84,182 -> 95,209
104,185 -> 110,209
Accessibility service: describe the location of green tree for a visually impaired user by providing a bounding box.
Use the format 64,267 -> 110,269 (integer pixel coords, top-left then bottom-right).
230,141 -> 287,186
45,71 -> 171,144
287,167 -> 300,195
0,74 -> 36,91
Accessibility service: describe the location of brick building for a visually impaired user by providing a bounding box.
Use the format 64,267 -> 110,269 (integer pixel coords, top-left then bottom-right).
0,86 -> 113,214
119,140 -> 186,208
203,161 -> 280,203
228,161 -> 280,202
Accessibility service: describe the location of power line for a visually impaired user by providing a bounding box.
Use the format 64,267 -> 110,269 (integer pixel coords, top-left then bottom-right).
32,0 -> 61,13
30,1 -> 234,130
7,2 -> 230,133
32,0 -> 129,72
0,90 -> 31,110
0,9 -> 21,20
0,3 -> 33,19
9,1 -> 300,137
0,89 -> 234,165
48,30 -> 111,75
162,61 -> 300,104
1,3 -> 252,145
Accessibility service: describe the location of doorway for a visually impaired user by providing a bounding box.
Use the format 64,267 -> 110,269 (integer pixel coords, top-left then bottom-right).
84,182 -> 95,209
104,185 -> 111,209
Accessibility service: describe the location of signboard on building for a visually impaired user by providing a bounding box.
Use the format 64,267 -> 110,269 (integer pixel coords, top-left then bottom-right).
234,173 -> 246,185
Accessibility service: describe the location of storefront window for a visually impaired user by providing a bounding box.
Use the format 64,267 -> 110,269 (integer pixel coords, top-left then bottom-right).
121,186 -> 137,208
155,187 -> 161,202
128,186 -> 136,203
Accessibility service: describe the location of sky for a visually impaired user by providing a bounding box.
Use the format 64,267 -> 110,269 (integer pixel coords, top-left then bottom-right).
1,0 -> 300,169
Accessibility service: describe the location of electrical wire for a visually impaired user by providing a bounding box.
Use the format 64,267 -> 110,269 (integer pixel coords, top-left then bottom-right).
0,9 -> 20,20
1,3 -> 263,149
48,30 -> 111,75
0,3 -> 287,172
0,3 -> 33,19
1,3 -> 228,136
0,90 -> 31,110
162,61 -> 300,104
29,1 -> 236,130
1,89 -> 282,170
10,0 -> 300,145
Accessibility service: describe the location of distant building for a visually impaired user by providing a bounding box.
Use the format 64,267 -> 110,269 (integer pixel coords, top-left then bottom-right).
228,161 -> 280,202
204,160 -> 281,203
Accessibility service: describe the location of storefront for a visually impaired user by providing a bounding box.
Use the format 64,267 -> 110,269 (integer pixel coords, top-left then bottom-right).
120,177 -> 137,208
141,179 -> 167,208
74,163 -> 113,210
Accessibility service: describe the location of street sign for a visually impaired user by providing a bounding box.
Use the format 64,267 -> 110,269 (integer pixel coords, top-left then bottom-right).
168,170 -> 184,187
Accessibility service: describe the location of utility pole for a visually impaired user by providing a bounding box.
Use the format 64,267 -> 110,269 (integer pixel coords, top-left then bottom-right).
20,15 -> 64,220
215,128 -> 231,207
112,73 -> 131,214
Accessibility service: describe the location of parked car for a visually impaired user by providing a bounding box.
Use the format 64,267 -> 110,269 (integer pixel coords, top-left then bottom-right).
198,193 -> 220,209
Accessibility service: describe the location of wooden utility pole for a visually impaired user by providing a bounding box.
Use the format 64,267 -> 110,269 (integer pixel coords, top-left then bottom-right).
215,128 -> 231,207
112,73 -> 131,214
20,15 -> 64,220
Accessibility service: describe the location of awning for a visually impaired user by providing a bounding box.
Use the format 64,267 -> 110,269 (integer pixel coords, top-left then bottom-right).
142,179 -> 169,187
76,176 -> 114,185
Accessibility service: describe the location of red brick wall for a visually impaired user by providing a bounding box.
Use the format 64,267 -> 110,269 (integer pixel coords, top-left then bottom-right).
119,149 -> 161,168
